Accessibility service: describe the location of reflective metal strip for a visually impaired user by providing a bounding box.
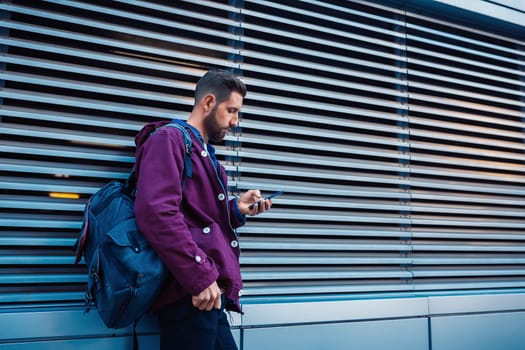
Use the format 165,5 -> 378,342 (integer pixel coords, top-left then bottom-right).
0,254 -> 77,264
0,199 -> 84,212
412,270 -> 525,277
242,284 -> 415,296
412,244 -> 525,252
0,219 -> 81,229
0,274 -> 85,283
240,240 -> 412,251
240,256 -> 412,265
410,282 -> 525,291
0,292 -> 84,303
243,270 -> 413,280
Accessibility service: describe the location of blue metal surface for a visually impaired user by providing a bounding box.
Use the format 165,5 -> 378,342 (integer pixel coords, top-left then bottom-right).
431,312 -> 525,350
1,294 -> 525,348
243,318 -> 428,350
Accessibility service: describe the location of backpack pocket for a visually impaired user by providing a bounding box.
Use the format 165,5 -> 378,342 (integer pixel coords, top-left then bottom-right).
88,218 -> 167,328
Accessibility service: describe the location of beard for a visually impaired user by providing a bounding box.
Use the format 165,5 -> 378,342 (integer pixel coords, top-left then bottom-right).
204,106 -> 228,144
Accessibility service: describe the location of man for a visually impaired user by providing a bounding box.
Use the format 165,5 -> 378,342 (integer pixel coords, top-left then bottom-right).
134,69 -> 272,349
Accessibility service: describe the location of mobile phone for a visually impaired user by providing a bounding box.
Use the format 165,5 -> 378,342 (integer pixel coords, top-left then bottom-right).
248,190 -> 284,209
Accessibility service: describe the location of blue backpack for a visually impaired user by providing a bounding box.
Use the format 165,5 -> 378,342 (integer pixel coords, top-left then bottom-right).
74,122 -> 192,330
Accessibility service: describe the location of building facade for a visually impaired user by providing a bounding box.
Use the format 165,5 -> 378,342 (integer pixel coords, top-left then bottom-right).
1,1 -> 525,349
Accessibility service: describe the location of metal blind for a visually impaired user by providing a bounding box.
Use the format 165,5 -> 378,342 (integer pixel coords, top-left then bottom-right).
234,0 -> 525,300
403,4 -> 525,292
235,0 -> 414,297
0,0 -> 524,308
0,0 -> 244,305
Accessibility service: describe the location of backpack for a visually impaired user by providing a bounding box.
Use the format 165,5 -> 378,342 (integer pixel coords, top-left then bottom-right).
74,122 -> 192,330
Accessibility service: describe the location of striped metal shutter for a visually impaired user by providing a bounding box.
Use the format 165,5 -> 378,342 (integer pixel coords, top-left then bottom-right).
230,1 -> 525,299
235,0 -> 415,297
0,0 -> 244,305
1,0 -> 524,309
403,4 -> 525,292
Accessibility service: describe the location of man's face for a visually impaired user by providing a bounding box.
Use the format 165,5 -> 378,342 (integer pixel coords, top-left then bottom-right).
204,91 -> 243,144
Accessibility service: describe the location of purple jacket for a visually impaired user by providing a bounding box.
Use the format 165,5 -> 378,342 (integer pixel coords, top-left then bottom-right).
134,120 -> 245,312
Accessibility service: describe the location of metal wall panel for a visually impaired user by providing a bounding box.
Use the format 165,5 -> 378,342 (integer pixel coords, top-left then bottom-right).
431,311 -> 525,350
243,318 -> 429,350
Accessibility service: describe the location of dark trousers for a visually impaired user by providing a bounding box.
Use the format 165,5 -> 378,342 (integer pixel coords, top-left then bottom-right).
158,296 -> 238,350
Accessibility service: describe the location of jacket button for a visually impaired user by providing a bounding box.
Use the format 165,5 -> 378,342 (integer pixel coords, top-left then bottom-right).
201,150 -> 208,157
218,193 -> 225,201
230,240 -> 239,248
195,255 -> 202,263
203,227 -> 211,234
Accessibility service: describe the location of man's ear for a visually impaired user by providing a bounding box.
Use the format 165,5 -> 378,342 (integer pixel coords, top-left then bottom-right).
202,94 -> 216,113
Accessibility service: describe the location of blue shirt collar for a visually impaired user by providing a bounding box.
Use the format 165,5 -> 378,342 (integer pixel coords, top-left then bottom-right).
172,118 -> 218,165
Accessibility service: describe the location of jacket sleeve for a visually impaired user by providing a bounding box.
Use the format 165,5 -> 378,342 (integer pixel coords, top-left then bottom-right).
229,198 -> 246,229
134,128 -> 219,296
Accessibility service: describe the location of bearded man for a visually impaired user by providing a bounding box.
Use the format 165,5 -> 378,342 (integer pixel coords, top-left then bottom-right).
134,69 -> 273,350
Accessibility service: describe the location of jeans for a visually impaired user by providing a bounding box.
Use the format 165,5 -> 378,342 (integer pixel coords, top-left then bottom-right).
158,296 -> 238,350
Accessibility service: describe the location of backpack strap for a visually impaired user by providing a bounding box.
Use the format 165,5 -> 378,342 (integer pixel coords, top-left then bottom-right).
160,122 -> 193,178
73,198 -> 91,264
126,121 -> 193,195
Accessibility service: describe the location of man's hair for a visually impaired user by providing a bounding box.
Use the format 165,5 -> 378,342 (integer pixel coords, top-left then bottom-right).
194,69 -> 247,106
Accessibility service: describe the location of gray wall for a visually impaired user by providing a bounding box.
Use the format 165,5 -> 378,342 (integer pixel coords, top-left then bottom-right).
2,293 -> 525,349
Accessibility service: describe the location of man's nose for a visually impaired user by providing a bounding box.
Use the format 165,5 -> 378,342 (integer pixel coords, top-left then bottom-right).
230,114 -> 239,127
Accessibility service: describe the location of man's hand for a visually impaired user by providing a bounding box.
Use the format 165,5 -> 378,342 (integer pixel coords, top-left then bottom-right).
238,189 -> 273,215
192,281 -> 222,311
